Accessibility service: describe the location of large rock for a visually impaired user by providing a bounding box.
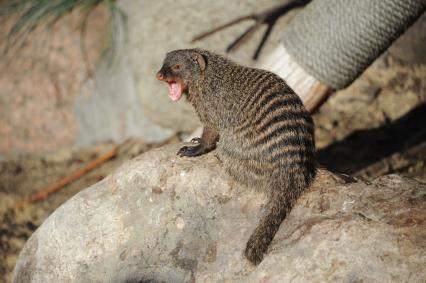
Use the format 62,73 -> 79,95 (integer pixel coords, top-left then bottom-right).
13,144 -> 426,282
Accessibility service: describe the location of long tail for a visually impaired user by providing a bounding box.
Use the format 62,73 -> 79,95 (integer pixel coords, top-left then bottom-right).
244,181 -> 302,265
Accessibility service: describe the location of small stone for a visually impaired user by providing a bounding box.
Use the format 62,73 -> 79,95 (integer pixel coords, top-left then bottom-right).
151,186 -> 163,194
175,217 -> 185,230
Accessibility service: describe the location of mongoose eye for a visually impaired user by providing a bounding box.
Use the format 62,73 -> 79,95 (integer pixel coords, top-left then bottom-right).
171,64 -> 181,71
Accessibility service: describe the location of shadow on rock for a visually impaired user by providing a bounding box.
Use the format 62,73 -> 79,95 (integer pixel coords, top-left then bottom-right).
317,102 -> 426,174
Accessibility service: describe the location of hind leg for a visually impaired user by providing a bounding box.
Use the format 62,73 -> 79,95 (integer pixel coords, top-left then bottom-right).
223,158 -> 267,188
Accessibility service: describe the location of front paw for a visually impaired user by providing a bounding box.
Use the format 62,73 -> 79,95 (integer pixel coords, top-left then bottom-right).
177,145 -> 205,157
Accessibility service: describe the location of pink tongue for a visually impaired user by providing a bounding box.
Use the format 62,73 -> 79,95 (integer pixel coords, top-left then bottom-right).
167,82 -> 182,101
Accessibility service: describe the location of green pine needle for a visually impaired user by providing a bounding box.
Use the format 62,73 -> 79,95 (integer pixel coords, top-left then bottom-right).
1,0 -> 125,71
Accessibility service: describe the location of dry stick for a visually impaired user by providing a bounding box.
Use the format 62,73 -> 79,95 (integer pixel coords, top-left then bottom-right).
191,0 -> 311,59
191,15 -> 255,42
226,21 -> 263,53
191,0 -> 326,110
15,146 -> 118,209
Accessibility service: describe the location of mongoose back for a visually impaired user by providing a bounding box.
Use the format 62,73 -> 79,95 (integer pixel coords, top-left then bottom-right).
156,49 -> 315,265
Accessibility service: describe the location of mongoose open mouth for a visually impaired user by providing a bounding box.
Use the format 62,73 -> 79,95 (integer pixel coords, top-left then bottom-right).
156,69 -> 185,102
167,81 -> 182,101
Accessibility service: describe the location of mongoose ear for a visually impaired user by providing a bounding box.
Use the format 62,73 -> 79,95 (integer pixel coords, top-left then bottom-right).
192,53 -> 206,71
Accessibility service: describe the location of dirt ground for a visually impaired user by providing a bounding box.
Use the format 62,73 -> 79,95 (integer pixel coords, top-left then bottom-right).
1,11 -> 426,283
0,137 -> 180,283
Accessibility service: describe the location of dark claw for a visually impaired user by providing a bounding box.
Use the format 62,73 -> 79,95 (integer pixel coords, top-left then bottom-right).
177,145 -> 206,157
190,137 -> 202,144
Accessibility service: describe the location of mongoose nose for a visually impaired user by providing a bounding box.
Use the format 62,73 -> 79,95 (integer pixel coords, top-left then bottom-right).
156,71 -> 164,81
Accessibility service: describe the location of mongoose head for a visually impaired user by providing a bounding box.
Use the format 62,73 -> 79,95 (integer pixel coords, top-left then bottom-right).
156,49 -> 206,101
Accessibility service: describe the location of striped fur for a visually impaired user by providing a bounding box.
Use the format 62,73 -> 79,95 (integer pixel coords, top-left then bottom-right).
158,49 -> 316,265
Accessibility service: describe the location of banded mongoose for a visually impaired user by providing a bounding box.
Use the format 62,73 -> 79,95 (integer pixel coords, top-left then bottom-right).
156,49 -> 316,265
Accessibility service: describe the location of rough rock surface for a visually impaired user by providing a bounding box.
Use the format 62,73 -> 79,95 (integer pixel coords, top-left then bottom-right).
13,144 -> 426,282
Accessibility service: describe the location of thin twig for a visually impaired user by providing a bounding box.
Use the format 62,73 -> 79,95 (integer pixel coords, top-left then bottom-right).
191,0 -> 311,59
191,15 -> 255,42
226,21 -> 263,53
15,146 -> 118,209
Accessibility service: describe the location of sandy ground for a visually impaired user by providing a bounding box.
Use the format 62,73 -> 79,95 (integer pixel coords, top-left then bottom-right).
0,137 -> 180,283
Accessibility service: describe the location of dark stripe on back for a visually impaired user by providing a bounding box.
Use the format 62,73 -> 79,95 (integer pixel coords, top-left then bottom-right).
250,75 -> 282,99
256,111 -> 314,136
242,89 -> 278,115
221,147 -> 272,175
239,68 -> 259,86
269,151 -> 314,164
267,149 -> 304,163
253,134 -> 312,149
251,96 -> 304,126
236,72 -> 272,120
239,97 -> 306,136
236,92 -> 280,131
